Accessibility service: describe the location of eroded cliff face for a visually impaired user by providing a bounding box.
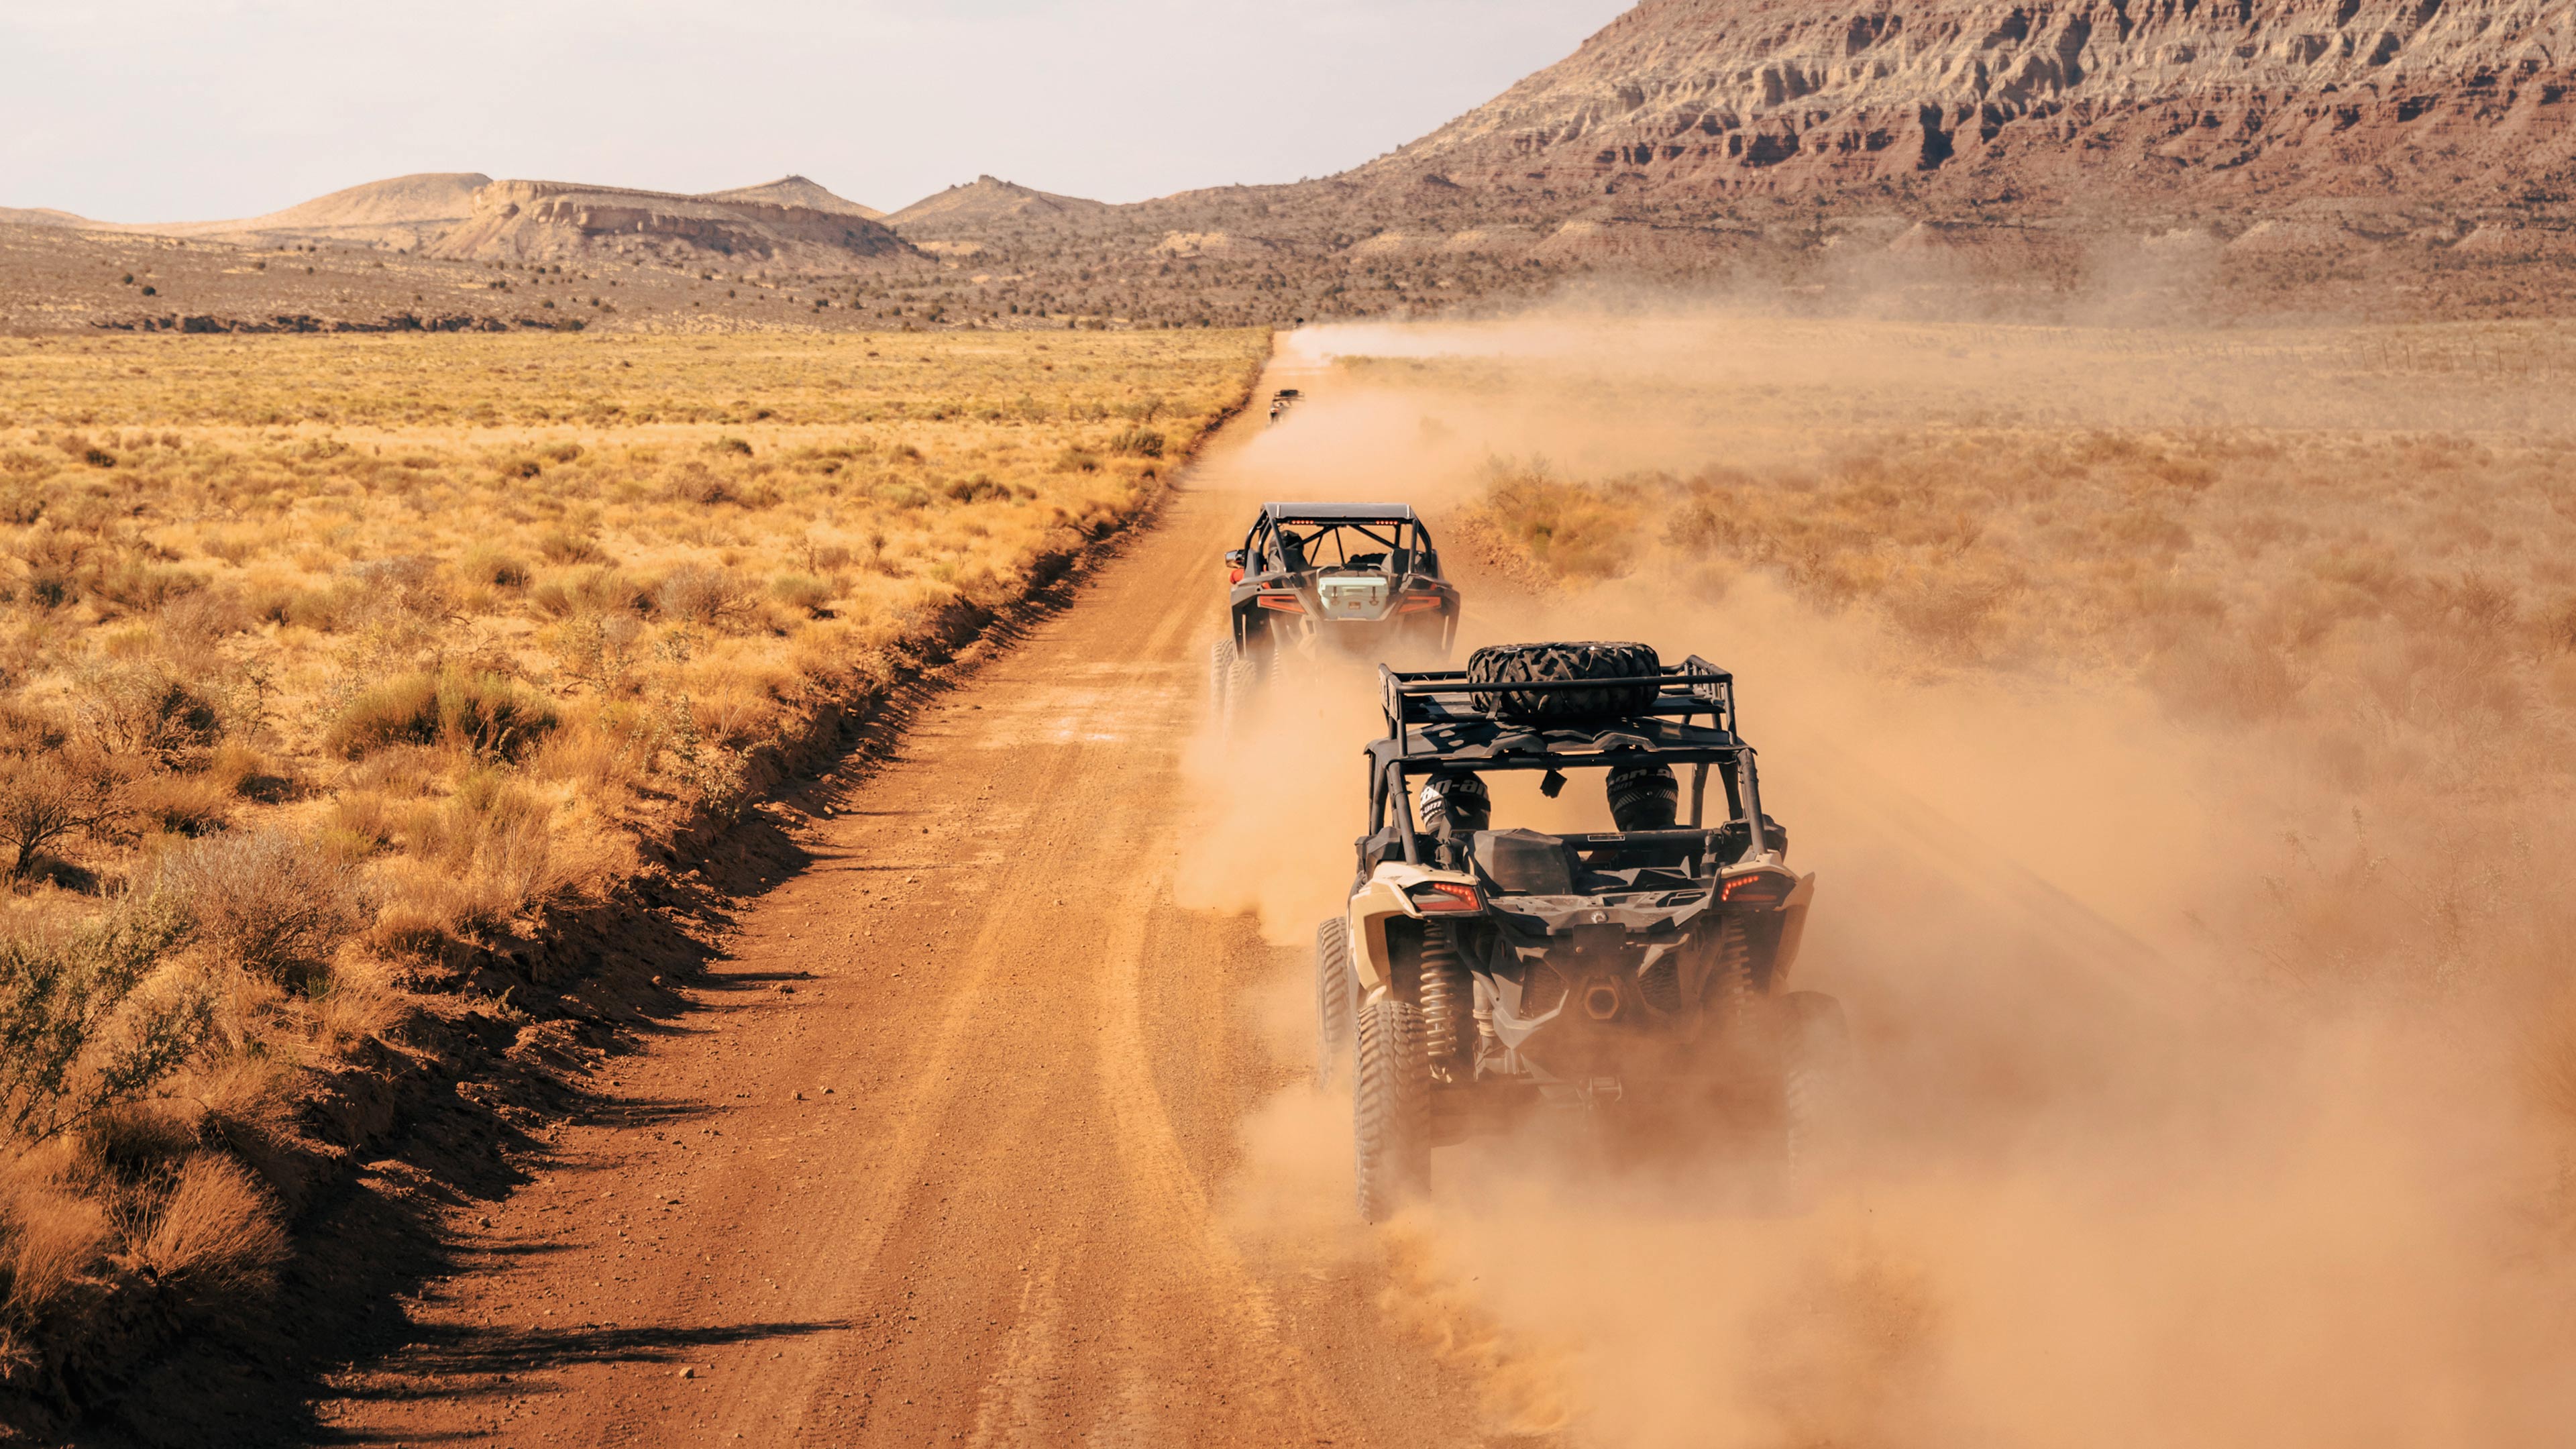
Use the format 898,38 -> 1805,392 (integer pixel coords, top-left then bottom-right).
1372,0 -> 2576,212
429,180 -> 918,268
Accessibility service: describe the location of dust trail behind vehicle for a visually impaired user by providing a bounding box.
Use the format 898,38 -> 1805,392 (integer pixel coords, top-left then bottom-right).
1185,312 -> 2576,1447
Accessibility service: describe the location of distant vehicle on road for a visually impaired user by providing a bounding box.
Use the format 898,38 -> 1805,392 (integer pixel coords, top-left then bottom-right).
1210,502 -> 1459,716
1267,388 -> 1301,423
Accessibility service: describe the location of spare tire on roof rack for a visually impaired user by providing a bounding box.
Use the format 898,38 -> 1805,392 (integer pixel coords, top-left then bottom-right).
1465,641 -> 1661,722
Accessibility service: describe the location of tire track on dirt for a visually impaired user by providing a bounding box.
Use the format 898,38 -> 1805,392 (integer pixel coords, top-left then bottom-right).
1089,859 -> 1363,1442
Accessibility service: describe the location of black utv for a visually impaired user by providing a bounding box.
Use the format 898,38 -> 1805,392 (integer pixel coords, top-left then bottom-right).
1210,502 -> 1461,714
1313,641 -> 1847,1220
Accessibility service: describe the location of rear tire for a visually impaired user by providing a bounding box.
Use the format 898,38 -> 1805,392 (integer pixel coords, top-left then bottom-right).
1313,916 -> 1354,1089
1231,649 -> 1258,698
1208,639 -> 1236,720
1212,637 -> 1267,724
1354,997 -> 1431,1222
1780,991 -> 1851,1184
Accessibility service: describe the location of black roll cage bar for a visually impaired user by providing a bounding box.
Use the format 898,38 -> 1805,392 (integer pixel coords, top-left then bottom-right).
1366,655 -> 1770,869
1246,513 -> 1438,573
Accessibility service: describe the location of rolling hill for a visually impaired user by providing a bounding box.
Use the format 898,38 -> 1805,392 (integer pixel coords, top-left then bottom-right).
885,176 -> 1111,234
702,175 -> 886,220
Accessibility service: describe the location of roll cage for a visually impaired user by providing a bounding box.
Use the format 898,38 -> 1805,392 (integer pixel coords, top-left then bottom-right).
1231,502 -> 1442,581
1363,657 -> 1770,871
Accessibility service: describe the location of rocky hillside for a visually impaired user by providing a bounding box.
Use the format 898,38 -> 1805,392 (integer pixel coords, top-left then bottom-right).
883,0 -> 2576,325
1364,0 -> 2576,213
427,178 -> 918,269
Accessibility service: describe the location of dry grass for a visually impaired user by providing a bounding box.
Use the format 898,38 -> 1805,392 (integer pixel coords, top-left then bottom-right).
0,326 -> 1267,1358
131,1153 -> 287,1296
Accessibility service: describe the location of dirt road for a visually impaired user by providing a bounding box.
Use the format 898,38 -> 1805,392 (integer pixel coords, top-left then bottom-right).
316,364 -> 1512,1446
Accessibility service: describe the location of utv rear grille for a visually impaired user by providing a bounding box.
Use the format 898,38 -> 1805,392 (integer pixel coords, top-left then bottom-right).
1520,963 -> 1565,1018
1638,956 -> 1684,1014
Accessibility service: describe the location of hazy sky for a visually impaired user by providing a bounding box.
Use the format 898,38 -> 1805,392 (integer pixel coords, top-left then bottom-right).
1,0 -> 1633,221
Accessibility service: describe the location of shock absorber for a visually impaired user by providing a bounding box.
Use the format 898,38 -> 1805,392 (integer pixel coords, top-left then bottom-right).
1707,918 -> 1754,1036
1418,921 -> 1470,1081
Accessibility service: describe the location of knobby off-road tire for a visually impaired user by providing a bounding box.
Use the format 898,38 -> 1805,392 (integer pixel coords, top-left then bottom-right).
1779,990 -> 1852,1185
1208,639 -> 1234,720
1354,997 -> 1432,1222
1226,641 -> 1260,722
1210,638 -> 1262,725
1466,641 -> 1662,722
1313,916 -> 1354,1089
1230,648 -> 1258,702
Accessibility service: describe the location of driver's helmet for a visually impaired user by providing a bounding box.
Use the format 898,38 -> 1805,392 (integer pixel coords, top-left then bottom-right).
1419,772 -> 1491,837
1606,764 -> 1678,832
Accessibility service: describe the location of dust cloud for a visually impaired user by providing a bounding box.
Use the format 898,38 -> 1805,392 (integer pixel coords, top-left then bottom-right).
1180,305 -> 2576,1446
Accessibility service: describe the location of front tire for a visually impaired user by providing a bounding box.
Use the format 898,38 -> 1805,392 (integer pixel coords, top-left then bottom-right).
1314,916 -> 1354,1089
1354,997 -> 1431,1222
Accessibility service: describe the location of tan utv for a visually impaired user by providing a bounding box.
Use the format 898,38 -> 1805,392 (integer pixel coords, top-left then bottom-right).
1313,642 -> 1849,1220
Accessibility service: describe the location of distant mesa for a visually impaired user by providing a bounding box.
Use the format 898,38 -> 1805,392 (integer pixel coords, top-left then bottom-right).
427,178 -> 917,269
887,176 -> 1108,233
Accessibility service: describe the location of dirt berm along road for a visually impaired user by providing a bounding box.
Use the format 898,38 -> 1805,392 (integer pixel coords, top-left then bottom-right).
319,360 -> 1523,1446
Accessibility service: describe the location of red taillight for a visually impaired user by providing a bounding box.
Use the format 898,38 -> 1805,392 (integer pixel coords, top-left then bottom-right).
1227,566 -> 1244,584
1256,593 -> 1305,612
1395,594 -> 1444,613
1408,881 -> 1482,912
1720,873 -> 1788,906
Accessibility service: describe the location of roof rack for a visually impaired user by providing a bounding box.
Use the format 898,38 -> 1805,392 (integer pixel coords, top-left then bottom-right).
1364,654 -> 1770,864
1378,654 -> 1739,751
